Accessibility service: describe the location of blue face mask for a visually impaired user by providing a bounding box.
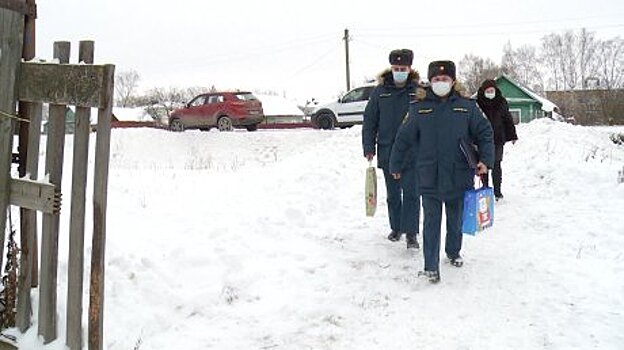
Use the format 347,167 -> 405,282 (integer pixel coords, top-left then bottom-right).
392,71 -> 409,83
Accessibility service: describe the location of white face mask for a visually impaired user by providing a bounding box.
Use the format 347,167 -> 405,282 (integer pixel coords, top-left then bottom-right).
431,81 -> 452,97
392,71 -> 409,83
485,91 -> 496,99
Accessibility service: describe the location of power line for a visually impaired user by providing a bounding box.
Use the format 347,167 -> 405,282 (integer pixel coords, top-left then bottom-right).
355,13 -> 624,32
356,23 -> 624,39
158,34 -> 338,68
288,42 -> 342,79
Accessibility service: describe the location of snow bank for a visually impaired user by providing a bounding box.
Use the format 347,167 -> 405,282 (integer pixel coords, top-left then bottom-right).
112,107 -> 152,122
8,120 -> 624,349
256,94 -> 303,116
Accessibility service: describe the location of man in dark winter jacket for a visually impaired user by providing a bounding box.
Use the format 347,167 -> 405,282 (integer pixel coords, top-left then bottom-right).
390,60 -> 494,283
476,79 -> 518,200
362,49 -> 420,249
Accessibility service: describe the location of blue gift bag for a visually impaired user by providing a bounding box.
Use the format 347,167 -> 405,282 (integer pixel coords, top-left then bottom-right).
462,185 -> 495,235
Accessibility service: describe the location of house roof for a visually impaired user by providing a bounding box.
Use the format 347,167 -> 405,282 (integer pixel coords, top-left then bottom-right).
497,75 -> 558,112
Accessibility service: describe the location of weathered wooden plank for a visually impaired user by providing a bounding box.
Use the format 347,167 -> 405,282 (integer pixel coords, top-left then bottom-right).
18,62 -> 115,108
0,6 -> 25,273
16,102 -> 42,331
17,0 -> 40,325
23,3 -> 40,288
16,2 -> 40,318
66,40 -> 93,350
38,41 -> 69,344
16,0 -> 37,177
9,178 -> 58,213
0,0 -> 36,17
89,59 -> 114,350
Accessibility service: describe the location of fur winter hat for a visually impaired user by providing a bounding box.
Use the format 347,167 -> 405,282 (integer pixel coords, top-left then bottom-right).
389,49 -> 413,66
427,60 -> 456,80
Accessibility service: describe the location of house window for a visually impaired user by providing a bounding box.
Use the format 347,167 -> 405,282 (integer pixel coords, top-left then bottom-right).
509,109 -> 521,124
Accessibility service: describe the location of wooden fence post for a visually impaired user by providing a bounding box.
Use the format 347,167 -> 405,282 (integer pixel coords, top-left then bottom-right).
24,0 -> 40,290
88,56 -> 114,350
16,0 -> 41,330
66,40 -> 94,350
38,41 -> 70,344
15,101 -> 41,332
0,6 -> 25,272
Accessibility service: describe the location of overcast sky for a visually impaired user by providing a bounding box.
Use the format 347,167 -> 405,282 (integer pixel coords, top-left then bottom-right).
35,0 -> 624,102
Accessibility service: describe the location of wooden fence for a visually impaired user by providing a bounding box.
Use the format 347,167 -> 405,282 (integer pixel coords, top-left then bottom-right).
0,3 -> 114,349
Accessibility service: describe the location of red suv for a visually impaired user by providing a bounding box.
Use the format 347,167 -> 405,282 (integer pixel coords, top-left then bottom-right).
169,91 -> 264,132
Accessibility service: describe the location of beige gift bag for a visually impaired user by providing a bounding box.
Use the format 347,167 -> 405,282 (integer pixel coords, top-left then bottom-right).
365,161 -> 377,217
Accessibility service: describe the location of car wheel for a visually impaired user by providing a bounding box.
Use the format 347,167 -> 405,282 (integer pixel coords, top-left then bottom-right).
246,124 -> 258,132
317,113 -> 335,130
170,119 -> 185,132
217,116 -> 233,131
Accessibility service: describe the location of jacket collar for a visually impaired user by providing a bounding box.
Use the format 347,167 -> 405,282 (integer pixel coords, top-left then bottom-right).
377,68 -> 419,89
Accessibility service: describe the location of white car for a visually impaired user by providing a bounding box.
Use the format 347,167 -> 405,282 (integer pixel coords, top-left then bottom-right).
310,85 -> 375,129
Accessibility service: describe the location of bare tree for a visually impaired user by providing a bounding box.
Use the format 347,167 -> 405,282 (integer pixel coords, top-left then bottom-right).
577,28 -> 599,89
253,89 -> 280,96
458,54 -> 502,94
501,42 -> 518,79
115,70 -> 141,107
596,37 -> 624,90
541,32 -> 575,90
562,31 -> 579,90
595,37 -> 624,124
539,29 -> 601,91
541,33 -> 563,90
143,87 -> 186,121
501,42 -> 542,88
141,86 -> 212,122
185,86 -> 209,100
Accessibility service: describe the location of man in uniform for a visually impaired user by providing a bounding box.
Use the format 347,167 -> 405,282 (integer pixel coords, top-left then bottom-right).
362,49 -> 421,249
390,60 -> 494,282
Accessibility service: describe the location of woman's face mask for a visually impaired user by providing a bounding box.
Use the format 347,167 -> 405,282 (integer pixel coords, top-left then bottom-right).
484,88 -> 496,99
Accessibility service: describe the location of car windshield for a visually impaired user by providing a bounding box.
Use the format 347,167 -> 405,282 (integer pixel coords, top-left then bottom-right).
235,93 -> 258,101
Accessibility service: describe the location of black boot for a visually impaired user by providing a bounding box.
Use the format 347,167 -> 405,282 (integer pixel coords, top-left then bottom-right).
448,255 -> 464,268
418,270 -> 440,283
406,235 -> 419,249
493,157 -> 503,197
387,230 -> 402,242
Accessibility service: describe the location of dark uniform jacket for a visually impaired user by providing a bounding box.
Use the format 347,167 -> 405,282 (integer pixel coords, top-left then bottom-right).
390,87 -> 494,200
362,69 -> 419,169
476,86 -> 518,145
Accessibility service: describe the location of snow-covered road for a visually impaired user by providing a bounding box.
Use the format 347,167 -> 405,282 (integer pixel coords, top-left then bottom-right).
11,120 -> 624,349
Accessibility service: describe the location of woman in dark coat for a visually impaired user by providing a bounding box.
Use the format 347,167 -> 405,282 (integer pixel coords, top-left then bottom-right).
476,79 -> 518,200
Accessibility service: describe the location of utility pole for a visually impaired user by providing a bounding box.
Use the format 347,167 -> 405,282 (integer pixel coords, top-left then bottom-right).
343,28 -> 351,92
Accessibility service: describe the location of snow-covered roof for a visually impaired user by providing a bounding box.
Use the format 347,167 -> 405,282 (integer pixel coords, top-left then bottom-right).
500,75 -> 558,113
112,107 -> 152,122
255,94 -> 303,116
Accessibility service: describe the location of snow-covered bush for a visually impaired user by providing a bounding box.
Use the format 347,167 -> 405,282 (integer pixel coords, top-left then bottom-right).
610,132 -> 624,145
